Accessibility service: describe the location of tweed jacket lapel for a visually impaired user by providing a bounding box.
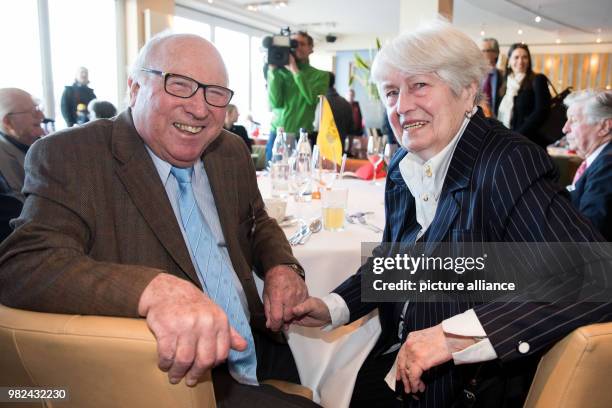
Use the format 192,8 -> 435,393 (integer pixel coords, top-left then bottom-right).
424,111 -> 487,253
111,110 -> 200,285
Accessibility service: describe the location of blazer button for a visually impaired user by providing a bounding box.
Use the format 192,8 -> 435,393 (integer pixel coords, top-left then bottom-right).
517,341 -> 530,354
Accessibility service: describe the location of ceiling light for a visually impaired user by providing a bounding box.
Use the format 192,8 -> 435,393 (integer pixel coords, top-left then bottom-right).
207,0 -> 213,3
534,16 -> 541,23
480,30 -> 485,36
556,38 -> 561,44
245,1 -> 289,11
517,29 -> 523,35
596,38 -> 602,43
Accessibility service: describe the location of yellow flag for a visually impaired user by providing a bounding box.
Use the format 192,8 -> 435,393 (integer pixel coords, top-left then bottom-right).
316,96 -> 343,165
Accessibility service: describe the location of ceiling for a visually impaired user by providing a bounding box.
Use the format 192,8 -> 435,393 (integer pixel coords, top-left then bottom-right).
186,0 -> 612,48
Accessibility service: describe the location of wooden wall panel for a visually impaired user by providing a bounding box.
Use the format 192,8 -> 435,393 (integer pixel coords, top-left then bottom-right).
530,52 -> 611,91
562,54 -> 569,90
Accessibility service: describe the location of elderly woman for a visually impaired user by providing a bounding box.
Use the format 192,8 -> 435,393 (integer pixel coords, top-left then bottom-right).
292,21 -> 609,407
563,89 -> 612,240
497,43 -> 551,148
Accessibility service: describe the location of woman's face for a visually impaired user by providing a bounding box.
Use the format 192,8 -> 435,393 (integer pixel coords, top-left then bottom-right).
380,70 -> 475,161
509,48 -> 529,74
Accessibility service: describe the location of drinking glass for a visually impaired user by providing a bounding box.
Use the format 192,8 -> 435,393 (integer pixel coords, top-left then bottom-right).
313,147 -> 338,189
367,135 -> 383,184
292,150 -> 312,202
321,187 -> 348,231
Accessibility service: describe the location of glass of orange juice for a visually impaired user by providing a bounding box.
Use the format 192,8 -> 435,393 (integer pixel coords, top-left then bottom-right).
321,187 -> 348,231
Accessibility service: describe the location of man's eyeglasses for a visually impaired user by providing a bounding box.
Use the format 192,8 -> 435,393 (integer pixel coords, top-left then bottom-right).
7,105 -> 44,116
140,68 -> 234,108
481,49 -> 498,53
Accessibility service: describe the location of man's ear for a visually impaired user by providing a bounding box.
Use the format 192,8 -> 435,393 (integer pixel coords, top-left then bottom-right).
600,118 -> 612,137
2,116 -> 14,134
127,77 -> 140,107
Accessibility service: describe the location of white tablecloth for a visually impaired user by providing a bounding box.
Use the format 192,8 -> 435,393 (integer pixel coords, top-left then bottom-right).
257,177 -> 385,407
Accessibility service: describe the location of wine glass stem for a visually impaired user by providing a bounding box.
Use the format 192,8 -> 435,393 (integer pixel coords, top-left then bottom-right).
372,163 -> 376,184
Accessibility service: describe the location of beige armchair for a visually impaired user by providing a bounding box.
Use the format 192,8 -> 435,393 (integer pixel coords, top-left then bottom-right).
524,322 -> 612,408
0,304 -> 311,408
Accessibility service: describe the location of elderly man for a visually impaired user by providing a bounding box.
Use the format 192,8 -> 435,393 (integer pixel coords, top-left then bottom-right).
564,89 -> 612,240
0,88 -> 45,201
479,38 -> 503,117
0,33 -> 316,407
292,22 -> 610,407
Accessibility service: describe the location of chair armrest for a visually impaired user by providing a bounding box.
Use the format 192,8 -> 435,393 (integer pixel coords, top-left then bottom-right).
0,304 -> 215,408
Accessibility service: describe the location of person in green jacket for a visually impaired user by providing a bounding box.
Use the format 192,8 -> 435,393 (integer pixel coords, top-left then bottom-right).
266,31 -> 329,160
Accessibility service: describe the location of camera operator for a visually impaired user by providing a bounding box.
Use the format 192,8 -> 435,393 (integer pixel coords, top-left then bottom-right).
266,31 -> 329,160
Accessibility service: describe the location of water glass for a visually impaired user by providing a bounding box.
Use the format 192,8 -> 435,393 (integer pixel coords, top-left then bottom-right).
321,187 -> 348,231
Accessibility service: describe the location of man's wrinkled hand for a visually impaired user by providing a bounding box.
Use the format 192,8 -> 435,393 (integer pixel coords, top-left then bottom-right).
263,265 -> 308,331
291,296 -> 332,327
138,273 -> 247,387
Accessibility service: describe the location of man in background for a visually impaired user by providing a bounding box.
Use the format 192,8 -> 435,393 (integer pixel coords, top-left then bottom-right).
266,31 -> 328,159
61,66 -> 96,127
564,89 -> 612,240
0,87 -> 45,201
347,88 -> 363,136
87,99 -> 117,120
325,72 -> 353,154
480,38 -> 504,117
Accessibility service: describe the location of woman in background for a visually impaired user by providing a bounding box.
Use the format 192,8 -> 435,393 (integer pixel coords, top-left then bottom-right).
498,43 -> 551,148
224,104 -> 253,152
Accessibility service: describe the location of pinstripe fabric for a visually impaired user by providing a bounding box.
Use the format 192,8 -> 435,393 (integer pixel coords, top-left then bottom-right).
335,110 -> 611,407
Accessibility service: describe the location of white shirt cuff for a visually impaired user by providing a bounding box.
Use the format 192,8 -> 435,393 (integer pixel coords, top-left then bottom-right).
441,309 -> 498,364
320,293 -> 350,331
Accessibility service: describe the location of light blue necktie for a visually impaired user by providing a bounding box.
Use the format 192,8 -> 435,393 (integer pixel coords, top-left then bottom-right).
171,166 -> 258,386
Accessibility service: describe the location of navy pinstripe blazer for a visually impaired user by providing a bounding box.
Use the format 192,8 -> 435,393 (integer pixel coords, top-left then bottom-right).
570,142 -> 612,241
334,110 -> 611,406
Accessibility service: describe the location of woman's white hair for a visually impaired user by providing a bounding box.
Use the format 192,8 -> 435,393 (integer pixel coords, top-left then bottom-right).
372,19 -> 488,100
564,89 -> 612,126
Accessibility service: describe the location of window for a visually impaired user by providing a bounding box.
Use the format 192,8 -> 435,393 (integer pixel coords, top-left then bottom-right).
215,27 -> 250,121
250,36 -> 272,130
173,16 -> 211,39
48,0 -> 117,129
0,0 -> 43,102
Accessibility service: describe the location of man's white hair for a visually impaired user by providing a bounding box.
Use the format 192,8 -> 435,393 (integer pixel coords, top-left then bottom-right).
371,19 -> 488,100
564,89 -> 612,126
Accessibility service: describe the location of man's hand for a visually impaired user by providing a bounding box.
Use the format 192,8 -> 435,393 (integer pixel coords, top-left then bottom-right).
285,53 -> 299,74
291,296 -> 332,327
263,265 -> 308,331
396,324 -> 476,394
138,273 -> 247,387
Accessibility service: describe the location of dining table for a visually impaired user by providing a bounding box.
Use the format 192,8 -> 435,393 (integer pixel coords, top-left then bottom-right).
256,175 -> 386,407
